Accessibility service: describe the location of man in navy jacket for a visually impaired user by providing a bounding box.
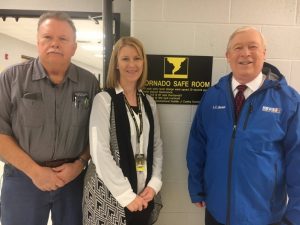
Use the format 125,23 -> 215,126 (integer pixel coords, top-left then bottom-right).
187,26 -> 300,225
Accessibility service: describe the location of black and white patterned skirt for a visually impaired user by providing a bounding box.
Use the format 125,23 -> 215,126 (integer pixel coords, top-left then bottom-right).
83,162 -> 126,225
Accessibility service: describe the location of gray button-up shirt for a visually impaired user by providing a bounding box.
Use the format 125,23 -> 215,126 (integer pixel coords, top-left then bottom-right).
0,58 -> 99,162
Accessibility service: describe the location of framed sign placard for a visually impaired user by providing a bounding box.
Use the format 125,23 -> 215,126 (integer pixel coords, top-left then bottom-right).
144,55 -> 213,105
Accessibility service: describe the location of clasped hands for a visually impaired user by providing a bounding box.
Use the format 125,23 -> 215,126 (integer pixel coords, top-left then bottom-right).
31,160 -> 84,192
126,186 -> 155,212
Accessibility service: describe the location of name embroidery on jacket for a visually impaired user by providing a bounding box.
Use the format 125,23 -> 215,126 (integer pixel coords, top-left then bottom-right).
212,105 -> 226,110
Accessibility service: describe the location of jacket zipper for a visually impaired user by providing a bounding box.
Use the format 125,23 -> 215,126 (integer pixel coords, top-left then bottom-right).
226,92 -> 249,224
225,86 -> 238,225
226,124 -> 237,225
226,104 -> 251,224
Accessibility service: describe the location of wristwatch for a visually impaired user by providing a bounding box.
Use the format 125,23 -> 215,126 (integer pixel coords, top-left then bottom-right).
77,156 -> 88,169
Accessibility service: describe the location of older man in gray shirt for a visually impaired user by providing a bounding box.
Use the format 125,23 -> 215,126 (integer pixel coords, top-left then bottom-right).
0,12 -> 99,225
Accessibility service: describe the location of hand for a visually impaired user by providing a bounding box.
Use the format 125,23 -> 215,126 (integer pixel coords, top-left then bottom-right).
126,196 -> 148,212
139,186 -> 155,203
194,202 -> 206,208
30,166 -> 65,191
51,160 -> 84,184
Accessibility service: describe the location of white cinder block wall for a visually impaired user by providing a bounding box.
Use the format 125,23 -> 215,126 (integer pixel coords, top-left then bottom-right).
131,1 -> 300,225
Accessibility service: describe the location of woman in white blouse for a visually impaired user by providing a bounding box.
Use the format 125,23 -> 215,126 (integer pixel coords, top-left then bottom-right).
82,36 -> 163,225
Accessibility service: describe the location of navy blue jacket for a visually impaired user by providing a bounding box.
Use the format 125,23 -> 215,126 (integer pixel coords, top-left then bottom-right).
187,63 -> 300,225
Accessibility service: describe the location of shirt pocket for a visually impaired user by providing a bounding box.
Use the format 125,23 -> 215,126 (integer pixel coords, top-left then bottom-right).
18,98 -> 44,127
71,105 -> 90,127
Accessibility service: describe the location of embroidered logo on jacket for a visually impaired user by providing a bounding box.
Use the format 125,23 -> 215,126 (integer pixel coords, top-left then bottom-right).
262,106 -> 281,113
212,105 -> 226,110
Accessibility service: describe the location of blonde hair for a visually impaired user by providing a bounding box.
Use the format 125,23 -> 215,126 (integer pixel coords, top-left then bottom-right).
106,36 -> 148,89
226,26 -> 266,52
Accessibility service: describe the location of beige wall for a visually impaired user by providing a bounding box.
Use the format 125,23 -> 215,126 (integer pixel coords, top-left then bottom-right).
0,34 -> 37,71
131,0 -> 300,225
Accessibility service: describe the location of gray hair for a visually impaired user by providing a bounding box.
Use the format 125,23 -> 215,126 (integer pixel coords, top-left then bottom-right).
38,11 -> 76,39
226,26 -> 266,52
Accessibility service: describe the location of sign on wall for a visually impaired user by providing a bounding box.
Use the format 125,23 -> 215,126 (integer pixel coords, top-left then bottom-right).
144,55 -> 213,105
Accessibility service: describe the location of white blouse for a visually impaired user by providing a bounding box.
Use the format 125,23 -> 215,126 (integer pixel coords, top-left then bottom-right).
89,86 -> 163,207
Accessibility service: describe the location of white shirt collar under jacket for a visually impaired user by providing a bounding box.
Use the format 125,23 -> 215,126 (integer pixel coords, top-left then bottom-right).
232,72 -> 264,99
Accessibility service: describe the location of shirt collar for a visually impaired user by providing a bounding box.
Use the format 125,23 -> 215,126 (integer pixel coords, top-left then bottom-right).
32,58 -> 47,80
65,64 -> 79,83
115,84 -> 143,95
32,58 -> 78,83
232,72 -> 264,93
115,85 -> 124,94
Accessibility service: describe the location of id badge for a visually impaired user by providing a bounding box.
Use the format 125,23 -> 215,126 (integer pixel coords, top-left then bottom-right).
135,154 -> 145,172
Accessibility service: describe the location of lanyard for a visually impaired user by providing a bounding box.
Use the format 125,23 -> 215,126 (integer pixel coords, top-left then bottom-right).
124,92 -> 143,144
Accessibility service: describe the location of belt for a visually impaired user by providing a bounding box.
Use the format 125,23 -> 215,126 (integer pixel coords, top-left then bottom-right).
38,157 -> 78,168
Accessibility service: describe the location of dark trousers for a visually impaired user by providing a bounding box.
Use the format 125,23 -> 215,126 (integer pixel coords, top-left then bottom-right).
125,201 -> 154,225
205,209 -> 280,225
1,164 -> 85,225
